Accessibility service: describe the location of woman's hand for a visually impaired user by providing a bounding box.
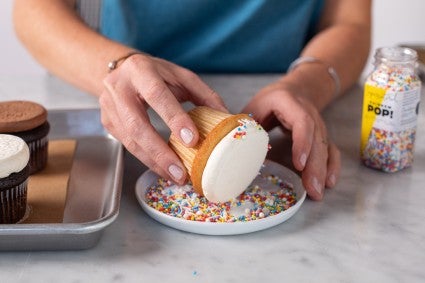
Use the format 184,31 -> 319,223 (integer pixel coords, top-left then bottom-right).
100,53 -> 227,184
243,79 -> 341,200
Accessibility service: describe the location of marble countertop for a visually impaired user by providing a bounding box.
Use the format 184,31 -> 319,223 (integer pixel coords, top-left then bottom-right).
0,74 -> 424,283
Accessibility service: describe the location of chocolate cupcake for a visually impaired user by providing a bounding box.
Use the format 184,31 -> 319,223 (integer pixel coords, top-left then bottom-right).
0,134 -> 30,224
0,101 -> 50,174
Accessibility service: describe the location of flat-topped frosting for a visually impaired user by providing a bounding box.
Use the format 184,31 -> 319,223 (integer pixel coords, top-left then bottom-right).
0,134 -> 30,178
0,100 -> 47,132
202,119 -> 269,203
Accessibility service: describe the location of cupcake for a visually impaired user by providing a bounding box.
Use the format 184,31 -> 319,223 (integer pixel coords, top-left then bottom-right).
0,134 -> 30,224
169,106 -> 269,203
0,100 -> 50,174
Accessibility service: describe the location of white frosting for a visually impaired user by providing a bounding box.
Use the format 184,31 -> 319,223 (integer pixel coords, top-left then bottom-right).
202,119 -> 269,203
0,134 -> 30,178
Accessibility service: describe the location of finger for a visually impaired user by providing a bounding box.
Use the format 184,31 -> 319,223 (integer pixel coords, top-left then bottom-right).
325,141 -> 341,188
289,112 -> 314,171
118,127 -> 185,184
301,129 -> 329,201
103,76 -> 188,184
101,84 -> 167,176
125,61 -> 200,148
105,114 -> 179,183
99,90 -> 120,135
245,92 -> 315,171
242,99 -> 279,131
101,103 -> 174,180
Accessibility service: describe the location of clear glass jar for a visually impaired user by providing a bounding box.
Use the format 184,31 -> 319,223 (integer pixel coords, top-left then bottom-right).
360,47 -> 422,172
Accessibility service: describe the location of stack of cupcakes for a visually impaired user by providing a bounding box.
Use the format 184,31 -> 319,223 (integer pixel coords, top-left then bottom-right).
0,100 -> 50,223
0,101 -> 50,174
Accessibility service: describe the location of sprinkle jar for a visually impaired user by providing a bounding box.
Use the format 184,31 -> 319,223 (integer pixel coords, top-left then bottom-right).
360,47 -> 422,172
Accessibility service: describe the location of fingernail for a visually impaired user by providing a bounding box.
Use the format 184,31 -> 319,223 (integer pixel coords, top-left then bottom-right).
328,174 -> 336,187
312,177 -> 322,195
168,164 -> 184,181
299,153 -> 307,167
180,128 -> 194,145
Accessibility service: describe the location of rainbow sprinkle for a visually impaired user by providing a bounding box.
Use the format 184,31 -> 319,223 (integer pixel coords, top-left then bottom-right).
366,65 -> 421,92
145,174 -> 297,222
362,127 -> 416,172
233,119 -> 263,140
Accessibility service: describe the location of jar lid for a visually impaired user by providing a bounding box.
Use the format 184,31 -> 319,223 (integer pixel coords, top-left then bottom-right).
375,47 -> 418,63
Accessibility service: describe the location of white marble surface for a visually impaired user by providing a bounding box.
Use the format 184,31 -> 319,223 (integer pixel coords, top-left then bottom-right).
0,74 -> 425,283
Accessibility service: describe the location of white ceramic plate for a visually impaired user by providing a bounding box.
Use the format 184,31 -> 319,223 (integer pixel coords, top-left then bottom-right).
135,159 -> 306,235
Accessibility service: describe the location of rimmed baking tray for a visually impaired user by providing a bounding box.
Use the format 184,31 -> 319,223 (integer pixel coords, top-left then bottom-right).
0,109 -> 124,251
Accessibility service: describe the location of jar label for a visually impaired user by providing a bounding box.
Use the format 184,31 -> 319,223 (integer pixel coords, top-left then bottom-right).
360,83 -> 421,171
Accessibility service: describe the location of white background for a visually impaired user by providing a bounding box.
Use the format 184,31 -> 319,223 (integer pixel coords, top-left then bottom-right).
1,0 -> 425,76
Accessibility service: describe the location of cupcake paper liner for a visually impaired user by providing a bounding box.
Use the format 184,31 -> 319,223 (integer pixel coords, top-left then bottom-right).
0,179 -> 28,224
169,106 -> 251,195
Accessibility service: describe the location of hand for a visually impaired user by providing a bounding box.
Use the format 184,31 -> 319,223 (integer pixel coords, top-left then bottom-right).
99,53 -> 227,184
243,79 -> 341,200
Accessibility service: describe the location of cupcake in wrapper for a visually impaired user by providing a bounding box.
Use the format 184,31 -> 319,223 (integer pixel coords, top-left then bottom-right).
0,134 -> 30,224
169,106 -> 269,203
0,101 -> 50,174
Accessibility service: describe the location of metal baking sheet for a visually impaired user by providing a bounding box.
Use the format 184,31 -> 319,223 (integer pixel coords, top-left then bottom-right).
0,109 -> 123,251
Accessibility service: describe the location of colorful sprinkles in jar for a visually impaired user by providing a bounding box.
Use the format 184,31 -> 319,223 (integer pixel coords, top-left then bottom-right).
361,47 -> 422,172
145,174 -> 297,222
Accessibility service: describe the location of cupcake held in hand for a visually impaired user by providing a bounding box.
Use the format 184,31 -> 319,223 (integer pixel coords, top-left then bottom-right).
169,106 -> 269,203
0,134 -> 30,224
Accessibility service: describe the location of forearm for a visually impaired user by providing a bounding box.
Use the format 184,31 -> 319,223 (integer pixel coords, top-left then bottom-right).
13,0 -> 132,96
282,0 -> 371,111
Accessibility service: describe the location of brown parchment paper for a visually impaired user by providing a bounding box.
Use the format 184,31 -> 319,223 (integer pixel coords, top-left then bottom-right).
23,140 -> 77,223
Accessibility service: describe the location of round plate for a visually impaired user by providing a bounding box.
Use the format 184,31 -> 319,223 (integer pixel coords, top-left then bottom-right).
135,159 -> 306,235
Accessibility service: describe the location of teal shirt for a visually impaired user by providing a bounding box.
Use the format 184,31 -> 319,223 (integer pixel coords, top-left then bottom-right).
101,0 -> 324,73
